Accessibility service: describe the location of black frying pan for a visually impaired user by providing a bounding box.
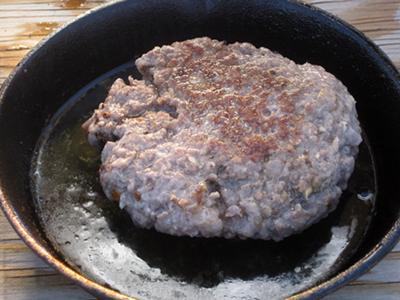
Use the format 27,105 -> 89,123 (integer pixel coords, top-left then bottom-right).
1,0 -> 400,299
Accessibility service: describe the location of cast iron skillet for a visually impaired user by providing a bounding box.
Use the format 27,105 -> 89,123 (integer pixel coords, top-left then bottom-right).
1,0 -> 400,299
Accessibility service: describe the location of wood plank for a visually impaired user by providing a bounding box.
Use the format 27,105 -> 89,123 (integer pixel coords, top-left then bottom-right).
326,282 -> 400,300
0,214 -> 95,299
304,0 -> 400,68
2,268 -> 96,300
0,0 -> 110,83
0,212 -> 19,240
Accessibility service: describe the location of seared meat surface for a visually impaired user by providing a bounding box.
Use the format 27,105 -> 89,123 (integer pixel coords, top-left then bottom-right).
83,37 -> 362,241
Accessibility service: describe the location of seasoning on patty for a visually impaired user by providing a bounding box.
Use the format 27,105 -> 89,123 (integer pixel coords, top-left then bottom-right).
83,37 -> 362,241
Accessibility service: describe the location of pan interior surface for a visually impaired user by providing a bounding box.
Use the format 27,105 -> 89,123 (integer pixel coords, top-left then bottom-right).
31,62 -> 376,300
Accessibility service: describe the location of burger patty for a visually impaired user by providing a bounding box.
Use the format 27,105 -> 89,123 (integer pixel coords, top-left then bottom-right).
83,37 -> 362,241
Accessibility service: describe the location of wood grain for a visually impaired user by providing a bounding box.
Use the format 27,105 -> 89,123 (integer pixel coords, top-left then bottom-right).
0,0 -> 399,299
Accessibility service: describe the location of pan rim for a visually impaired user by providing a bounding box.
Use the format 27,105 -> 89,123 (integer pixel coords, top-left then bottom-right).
1,0 -> 400,299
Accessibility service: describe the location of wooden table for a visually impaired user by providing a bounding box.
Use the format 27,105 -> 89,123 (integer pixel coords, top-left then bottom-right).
1,0 -> 400,299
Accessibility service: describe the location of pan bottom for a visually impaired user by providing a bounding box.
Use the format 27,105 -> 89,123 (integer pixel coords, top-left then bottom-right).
31,62 -> 376,299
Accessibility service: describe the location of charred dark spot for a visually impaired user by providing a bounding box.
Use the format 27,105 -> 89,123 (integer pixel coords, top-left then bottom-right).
206,178 -> 221,194
134,191 -> 141,201
111,190 -> 121,202
263,108 -> 271,117
176,68 -> 186,76
151,103 -> 178,119
216,165 -> 226,175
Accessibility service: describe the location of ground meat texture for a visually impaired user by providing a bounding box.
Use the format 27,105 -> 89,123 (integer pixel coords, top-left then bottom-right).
83,37 -> 362,241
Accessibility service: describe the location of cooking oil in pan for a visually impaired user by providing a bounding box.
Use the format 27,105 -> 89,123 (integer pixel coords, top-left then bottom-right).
31,62 -> 376,300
